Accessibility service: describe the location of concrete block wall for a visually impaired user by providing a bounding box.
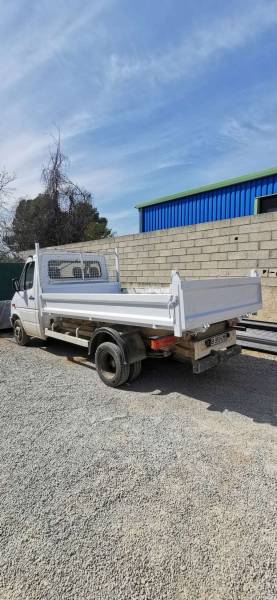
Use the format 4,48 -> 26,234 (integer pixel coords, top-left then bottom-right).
45,212 -> 277,321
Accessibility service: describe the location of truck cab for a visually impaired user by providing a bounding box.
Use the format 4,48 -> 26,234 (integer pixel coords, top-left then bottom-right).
11,256 -> 43,340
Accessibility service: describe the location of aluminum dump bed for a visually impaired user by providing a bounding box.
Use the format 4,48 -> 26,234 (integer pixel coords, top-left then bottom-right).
39,251 -> 262,336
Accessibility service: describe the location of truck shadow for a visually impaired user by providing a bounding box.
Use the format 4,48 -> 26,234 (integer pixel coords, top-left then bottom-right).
128,354 -> 277,427
5,332 -> 276,428
33,340 -> 277,427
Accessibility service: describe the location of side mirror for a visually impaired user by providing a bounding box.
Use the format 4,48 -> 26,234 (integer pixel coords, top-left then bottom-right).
12,278 -> 20,292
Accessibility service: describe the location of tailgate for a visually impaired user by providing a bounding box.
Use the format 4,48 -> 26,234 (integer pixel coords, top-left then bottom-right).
181,276 -> 262,331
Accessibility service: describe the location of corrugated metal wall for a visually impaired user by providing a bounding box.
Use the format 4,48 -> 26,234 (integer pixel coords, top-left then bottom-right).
141,175 -> 277,232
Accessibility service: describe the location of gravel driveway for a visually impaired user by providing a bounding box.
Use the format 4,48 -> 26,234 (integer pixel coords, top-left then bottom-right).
0,333 -> 276,600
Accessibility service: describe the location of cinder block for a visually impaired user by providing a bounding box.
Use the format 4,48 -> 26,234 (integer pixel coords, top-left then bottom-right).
140,257 -> 155,264
206,245 -> 218,253
251,250 -> 269,259
234,216 -> 251,226
201,261 -> 218,269
269,249 -> 277,258
230,233 -> 248,243
218,260 -> 236,268
141,269 -> 157,277
241,221 -> 277,233
166,255 -> 181,263
158,264 -> 172,271
223,243 -> 238,252
180,240 -> 195,248
187,231 -> 205,240
260,241 -> 277,250
167,241 -> 181,249
249,232 -> 272,242
204,270 -> 221,276
198,254 -> 213,262
185,225 -> 196,233
257,259 -> 277,269
134,238 -> 147,246
124,252 -> 139,259
178,272 -> 195,278
194,222 -> 214,231
228,268 -> 250,276
154,256 -> 166,264
237,259 -> 259,268
211,219 -> 231,228
195,238 -> 213,247
212,236 -> 229,245
228,251 -> 248,260
238,241 -> 259,251
211,252 -> 227,261
190,247 -> 202,255
173,232 -> 189,241
121,263 -> 136,271
184,254 -> 196,262
204,229 -> 218,239
251,212 -> 277,223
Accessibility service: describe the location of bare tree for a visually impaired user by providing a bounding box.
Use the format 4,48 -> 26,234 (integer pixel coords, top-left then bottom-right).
41,134 -> 89,210
0,168 -> 15,199
41,134 -> 67,205
0,167 -> 16,260
8,136 -> 111,251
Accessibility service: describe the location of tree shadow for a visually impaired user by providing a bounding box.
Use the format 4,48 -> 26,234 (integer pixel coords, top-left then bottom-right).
127,354 -> 277,427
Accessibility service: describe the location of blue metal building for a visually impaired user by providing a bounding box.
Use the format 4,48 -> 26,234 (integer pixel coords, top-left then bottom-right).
136,167 -> 277,233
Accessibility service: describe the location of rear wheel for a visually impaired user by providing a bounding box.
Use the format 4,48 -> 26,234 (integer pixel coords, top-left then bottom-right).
128,360 -> 142,382
13,319 -> 29,346
95,342 -> 130,387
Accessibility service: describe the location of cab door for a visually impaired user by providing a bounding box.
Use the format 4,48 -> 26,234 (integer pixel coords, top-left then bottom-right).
16,261 -> 41,337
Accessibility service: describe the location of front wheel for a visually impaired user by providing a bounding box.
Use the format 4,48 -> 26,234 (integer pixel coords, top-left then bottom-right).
13,319 -> 29,346
95,342 -> 130,387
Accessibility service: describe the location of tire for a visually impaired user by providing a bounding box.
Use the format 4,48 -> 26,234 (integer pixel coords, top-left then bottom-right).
13,319 -> 29,346
95,342 -> 130,387
128,360 -> 142,382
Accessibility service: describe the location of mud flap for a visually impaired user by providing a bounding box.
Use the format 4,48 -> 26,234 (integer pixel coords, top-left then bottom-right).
192,344 -> 241,374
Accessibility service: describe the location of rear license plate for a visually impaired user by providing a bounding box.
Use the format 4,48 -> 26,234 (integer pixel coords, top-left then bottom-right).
210,333 -> 228,346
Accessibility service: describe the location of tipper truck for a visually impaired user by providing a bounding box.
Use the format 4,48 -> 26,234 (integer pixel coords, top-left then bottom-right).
10,244 -> 262,387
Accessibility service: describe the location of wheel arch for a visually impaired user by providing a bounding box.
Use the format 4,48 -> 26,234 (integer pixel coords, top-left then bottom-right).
89,327 -> 146,365
11,313 -> 20,326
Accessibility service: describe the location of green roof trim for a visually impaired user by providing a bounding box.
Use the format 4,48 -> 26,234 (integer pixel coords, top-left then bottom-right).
135,166 -> 277,209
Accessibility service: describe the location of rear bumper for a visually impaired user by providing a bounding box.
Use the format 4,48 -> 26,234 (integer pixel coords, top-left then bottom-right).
192,344 -> 241,374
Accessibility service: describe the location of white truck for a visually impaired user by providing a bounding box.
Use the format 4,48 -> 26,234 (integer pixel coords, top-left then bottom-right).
11,244 -> 262,387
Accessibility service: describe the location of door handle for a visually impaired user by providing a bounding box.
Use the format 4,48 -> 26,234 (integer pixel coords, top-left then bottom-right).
28,295 -> 35,300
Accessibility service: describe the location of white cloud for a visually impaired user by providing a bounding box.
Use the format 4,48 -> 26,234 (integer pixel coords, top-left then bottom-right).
106,1 -> 277,88
0,1 -> 113,92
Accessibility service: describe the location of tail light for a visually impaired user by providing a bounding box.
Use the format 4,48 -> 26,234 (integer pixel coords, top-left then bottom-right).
150,335 -> 177,350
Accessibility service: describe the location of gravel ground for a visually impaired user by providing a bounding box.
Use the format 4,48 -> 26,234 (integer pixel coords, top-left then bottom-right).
0,333 -> 276,600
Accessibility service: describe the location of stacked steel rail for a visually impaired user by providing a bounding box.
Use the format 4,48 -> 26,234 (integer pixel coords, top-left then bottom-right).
236,319 -> 277,354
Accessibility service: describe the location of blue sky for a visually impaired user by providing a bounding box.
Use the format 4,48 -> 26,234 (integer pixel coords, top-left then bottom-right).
1,0 -> 277,234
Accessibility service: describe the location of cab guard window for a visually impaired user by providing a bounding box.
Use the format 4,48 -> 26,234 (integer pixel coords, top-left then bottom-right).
48,259 -> 102,280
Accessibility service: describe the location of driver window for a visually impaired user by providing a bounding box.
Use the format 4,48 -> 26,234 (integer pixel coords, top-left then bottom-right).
24,262 -> 35,290
19,266 -> 26,291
